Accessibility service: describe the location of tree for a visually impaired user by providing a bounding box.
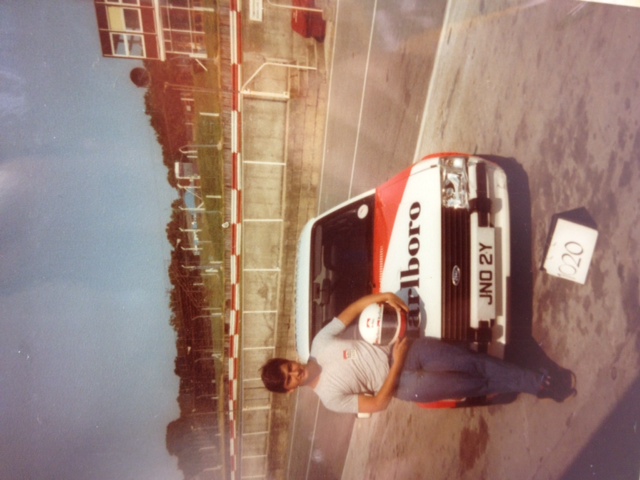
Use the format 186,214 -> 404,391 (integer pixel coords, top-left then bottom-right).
129,67 -> 150,87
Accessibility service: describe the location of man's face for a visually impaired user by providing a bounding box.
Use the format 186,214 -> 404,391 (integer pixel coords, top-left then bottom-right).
280,361 -> 308,392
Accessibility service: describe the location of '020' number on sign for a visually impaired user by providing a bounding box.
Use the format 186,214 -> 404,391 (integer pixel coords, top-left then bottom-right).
557,241 -> 584,279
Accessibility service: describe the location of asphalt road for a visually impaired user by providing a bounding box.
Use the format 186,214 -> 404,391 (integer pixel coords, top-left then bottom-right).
318,0 -> 447,210
290,1 -> 640,479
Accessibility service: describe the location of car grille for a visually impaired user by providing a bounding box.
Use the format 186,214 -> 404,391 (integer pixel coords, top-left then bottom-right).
441,207 -> 471,342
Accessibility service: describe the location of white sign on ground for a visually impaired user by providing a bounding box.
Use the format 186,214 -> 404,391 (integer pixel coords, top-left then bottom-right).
542,218 -> 598,284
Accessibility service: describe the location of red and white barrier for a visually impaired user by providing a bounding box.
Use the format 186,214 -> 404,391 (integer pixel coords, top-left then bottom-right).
228,1 -> 243,479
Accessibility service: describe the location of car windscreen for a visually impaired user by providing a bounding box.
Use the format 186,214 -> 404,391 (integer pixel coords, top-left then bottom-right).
309,194 -> 375,339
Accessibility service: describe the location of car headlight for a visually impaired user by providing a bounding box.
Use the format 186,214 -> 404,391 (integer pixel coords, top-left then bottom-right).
441,157 -> 469,209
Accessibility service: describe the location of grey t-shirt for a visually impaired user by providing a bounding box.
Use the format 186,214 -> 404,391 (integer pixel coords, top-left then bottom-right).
310,318 -> 391,414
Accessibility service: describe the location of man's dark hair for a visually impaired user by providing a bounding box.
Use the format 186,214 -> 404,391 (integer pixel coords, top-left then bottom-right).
260,358 -> 289,393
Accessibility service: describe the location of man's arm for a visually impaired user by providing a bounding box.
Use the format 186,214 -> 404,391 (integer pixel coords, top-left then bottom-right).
336,292 -> 408,328
357,337 -> 410,413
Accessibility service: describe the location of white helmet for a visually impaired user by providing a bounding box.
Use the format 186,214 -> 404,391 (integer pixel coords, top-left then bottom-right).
358,302 -> 406,345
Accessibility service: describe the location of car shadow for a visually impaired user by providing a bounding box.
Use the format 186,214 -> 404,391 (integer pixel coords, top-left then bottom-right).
482,155 -> 576,402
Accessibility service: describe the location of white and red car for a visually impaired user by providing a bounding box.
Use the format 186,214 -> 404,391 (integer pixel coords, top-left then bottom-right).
296,153 -> 511,366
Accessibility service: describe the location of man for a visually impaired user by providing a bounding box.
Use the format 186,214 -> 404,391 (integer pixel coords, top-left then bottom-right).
261,292 -> 561,414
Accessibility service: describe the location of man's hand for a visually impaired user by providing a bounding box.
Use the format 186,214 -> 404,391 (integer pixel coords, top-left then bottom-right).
357,336 -> 412,415
381,292 -> 409,314
392,337 -> 410,366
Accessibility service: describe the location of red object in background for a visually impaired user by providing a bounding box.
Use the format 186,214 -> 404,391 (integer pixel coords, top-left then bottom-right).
291,0 -> 326,42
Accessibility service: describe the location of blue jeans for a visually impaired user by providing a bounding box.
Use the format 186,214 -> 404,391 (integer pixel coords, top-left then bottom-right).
395,338 -> 541,403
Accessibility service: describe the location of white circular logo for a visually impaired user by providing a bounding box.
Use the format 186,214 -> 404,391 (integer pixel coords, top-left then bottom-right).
452,266 -> 461,286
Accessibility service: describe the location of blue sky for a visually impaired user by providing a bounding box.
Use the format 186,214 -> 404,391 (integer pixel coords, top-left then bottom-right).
1,1 -> 182,478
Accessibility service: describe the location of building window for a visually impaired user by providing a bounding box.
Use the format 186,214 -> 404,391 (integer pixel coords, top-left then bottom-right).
110,33 -> 145,57
107,6 -> 142,32
169,9 -> 191,30
123,9 -> 141,31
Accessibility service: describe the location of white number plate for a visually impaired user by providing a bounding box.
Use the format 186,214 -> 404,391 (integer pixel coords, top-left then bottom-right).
476,227 -> 496,321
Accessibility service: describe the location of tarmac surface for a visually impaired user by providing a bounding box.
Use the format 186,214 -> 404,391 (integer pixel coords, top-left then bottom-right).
286,1 -> 640,479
